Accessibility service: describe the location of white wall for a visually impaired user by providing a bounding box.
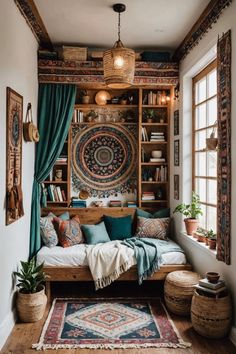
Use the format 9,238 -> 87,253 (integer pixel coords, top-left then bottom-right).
0,0 -> 38,348
170,0 -> 236,344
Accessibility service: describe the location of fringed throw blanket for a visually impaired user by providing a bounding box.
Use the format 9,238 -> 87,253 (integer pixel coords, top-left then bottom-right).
122,237 -> 185,284
86,241 -> 135,290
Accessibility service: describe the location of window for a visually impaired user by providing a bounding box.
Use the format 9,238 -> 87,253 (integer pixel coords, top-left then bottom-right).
192,60 -> 217,232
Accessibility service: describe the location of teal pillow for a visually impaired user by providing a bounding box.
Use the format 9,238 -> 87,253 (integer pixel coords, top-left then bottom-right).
136,208 -> 170,219
103,215 -> 132,240
81,222 -> 110,245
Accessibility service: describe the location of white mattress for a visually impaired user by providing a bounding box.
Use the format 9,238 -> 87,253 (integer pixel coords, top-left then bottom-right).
37,242 -> 186,267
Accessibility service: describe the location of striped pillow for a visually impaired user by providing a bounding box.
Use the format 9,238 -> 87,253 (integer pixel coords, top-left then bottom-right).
135,216 -> 170,240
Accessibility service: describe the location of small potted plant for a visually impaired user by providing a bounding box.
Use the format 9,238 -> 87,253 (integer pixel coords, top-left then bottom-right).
194,226 -> 206,242
14,257 -> 47,322
206,123 -> 218,150
86,110 -> 98,122
174,191 -> 203,236
207,229 -> 217,250
144,109 -> 155,123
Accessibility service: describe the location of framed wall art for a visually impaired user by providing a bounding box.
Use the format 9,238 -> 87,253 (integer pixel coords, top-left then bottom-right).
174,140 -> 179,166
6,87 -> 24,225
174,174 -> 179,200
174,109 -> 179,136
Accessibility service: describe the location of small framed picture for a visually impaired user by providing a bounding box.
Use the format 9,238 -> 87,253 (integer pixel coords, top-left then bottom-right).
174,140 -> 179,166
174,110 -> 179,136
174,174 -> 179,200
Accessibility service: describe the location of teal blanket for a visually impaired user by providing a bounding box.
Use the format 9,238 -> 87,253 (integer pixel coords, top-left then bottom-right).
122,237 -> 184,284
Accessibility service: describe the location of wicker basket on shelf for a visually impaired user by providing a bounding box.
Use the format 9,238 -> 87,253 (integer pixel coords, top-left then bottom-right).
191,290 -> 232,338
63,46 -> 87,61
164,270 -> 200,316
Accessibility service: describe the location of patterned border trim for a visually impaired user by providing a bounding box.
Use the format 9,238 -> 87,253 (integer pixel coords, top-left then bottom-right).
173,0 -> 232,61
38,60 -> 179,86
14,0 -> 52,49
216,30 -> 231,265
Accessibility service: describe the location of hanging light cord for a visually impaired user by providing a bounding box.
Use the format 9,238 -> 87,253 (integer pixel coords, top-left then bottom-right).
118,11 -> 121,41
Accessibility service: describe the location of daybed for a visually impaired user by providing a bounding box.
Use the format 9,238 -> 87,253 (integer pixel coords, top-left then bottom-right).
39,207 -> 192,301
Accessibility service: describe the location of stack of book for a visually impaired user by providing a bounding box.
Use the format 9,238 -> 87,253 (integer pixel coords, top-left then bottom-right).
141,127 -> 149,141
142,191 -> 155,201
73,109 -> 84,123
127,201 -> 137,208
150,132 -> 165,142
71,198 -> 86,208
47,184 -> 66,202
155,166 -> 167,181
56,157 -> 67,164
110,200 -> 122,207
194,278 -> 226,297
150,157 -> 166,163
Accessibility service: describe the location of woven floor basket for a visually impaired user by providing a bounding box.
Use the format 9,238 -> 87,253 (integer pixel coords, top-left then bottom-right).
164,270 -> 200,316
191,290 -> 232,338
16,286 -> 47,323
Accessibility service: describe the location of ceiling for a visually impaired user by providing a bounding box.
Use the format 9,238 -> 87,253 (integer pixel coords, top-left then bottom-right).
34,0 -> 210,51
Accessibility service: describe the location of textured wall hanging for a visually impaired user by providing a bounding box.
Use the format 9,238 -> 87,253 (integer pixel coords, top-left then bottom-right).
216,30 -> 231,265
72,124 -> 137,197
6,87 -> 24,225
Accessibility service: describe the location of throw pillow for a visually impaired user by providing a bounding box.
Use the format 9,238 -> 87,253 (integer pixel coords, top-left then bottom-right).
52,216 -> 84,247
137,208 -> 170,219
81,222 -> 110,245
40,212 -> 70,248
135,216 -> 170,240
103,215 -> 132,240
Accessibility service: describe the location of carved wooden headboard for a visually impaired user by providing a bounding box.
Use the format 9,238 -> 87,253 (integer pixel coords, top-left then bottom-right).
41,207 -> 136,224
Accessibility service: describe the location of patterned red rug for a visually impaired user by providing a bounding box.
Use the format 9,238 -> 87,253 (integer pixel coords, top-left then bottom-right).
33,298 -> 191,350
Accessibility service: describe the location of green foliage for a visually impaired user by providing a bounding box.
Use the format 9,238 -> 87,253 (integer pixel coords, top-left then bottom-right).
14,257 -> 47,294
174,191 -> 203,219
206,229 -> 216,240
144,109 -> 155,121
196,227 -> 207,236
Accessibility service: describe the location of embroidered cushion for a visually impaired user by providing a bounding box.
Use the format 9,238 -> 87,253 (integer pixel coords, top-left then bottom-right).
135,216 -> 170,240
103,215 -> 133,240
137,208 -> 170,219
52,216 -> 84,247
81,222 -> 110,245
40,212 -> 69,248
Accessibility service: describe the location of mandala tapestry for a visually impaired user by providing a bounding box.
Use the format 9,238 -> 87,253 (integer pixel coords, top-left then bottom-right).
72,124 -> 137,197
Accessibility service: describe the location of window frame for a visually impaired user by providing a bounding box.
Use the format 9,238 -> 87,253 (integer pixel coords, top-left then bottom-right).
192,59 -> 217,231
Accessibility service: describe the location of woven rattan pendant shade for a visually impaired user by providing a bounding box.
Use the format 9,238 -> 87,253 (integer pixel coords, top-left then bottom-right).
103,40 -> 135,88
103,4 -> 135,88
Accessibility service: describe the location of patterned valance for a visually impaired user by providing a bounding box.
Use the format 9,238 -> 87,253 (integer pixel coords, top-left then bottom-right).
216,30 -> 231,265
38,60 -> 179,86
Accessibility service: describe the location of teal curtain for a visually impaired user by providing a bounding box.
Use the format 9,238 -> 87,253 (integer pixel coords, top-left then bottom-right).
29,84 -> 76,257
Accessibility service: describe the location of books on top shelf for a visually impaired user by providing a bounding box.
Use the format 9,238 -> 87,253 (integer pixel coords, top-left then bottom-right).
47,184 -> 66,202
194,278 -> 226,296
73,109 -> 84,123
142,191 -> 155,200
155,166 -> 167,182
56,157 -> 67,164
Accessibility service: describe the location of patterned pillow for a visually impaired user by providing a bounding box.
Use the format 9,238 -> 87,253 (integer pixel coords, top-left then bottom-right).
135,216 -> 170,240
40,212 -> 69,248
52,216 -> 84,247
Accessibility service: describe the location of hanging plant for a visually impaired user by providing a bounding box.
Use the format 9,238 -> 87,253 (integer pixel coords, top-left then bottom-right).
206,121 -> 218,150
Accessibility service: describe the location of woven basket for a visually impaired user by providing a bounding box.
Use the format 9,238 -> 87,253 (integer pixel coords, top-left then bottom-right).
16,285 -> 47,323
63,46 -> 87,61
164,270 -> 200,316
191,291 -> 232,338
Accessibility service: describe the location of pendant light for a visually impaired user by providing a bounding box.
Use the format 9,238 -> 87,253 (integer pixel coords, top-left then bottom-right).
103,3 -> 135,88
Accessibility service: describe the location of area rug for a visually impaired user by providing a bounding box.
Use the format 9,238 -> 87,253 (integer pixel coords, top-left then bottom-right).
32,298 -> 191,350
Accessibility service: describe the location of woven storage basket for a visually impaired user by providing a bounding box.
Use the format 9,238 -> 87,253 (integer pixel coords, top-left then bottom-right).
191,290 -> 232,338
63,46 -> 87,61
16,285 -> 47,323
164,270 -> 200,316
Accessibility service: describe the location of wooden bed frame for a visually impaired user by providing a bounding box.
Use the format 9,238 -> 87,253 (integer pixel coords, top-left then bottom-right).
41,207 -> 192,301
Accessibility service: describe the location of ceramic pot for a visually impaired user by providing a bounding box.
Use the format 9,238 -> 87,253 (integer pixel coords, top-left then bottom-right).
184,218 -> 199,236
208,239 -> 217,250
82,95 -> 90,104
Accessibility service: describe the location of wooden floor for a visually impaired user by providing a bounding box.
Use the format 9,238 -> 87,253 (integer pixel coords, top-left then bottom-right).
1,282 -> 235,354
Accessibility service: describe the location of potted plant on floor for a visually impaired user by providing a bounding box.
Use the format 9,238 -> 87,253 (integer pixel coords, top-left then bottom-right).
174,191 -> 203,236
14,256 -> 47,323
207,229 -> 217,250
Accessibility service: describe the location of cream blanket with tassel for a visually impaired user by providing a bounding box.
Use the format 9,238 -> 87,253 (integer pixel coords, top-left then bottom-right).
86,241 -> 135,290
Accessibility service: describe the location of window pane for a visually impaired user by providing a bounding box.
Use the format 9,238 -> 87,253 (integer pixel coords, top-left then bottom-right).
207,179 -> 217,205
195,103 -> 206,129
195,77 -> 206,104
207,151 -> 217,177
195,130 -> 206,150
207,97 -> 217,126
195,178 -> 206,203
206,206 -> 217,232
207,69 -> 217,98
199,204 -> 207,229
195,152 -> 206,176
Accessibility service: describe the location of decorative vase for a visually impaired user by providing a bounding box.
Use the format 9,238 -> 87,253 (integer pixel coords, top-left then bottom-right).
184,218 -> 199,236
16,285 -> 47,323
82,95 -> 90,104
